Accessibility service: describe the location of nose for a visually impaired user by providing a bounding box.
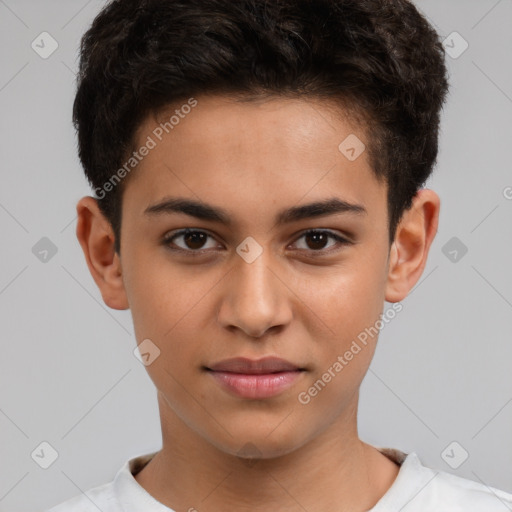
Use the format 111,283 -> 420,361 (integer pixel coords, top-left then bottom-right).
217,248 -> 293,338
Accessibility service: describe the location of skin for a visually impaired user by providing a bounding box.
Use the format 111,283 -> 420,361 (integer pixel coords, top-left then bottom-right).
76,95 -> 440,512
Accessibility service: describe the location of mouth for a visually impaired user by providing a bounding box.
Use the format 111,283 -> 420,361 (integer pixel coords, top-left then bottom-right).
205,356 -> 306,374
204,357 -> 306,399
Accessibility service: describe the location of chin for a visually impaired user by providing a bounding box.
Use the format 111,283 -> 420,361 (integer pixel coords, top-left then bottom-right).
209,423 -> 311,461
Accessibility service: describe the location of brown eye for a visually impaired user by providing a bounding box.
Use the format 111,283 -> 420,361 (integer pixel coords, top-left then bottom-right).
304,231 -> 329,250
292,230 -> 350,253
182,231 -> 208,250
163,229 -> 219,252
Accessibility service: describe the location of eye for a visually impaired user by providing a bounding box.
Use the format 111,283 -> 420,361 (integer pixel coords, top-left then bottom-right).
162,229 -> 220,253
290,229 -> 351,253
162,228 -> 351,256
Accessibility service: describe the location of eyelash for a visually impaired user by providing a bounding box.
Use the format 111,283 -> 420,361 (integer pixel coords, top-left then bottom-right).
161,228 -> 351,257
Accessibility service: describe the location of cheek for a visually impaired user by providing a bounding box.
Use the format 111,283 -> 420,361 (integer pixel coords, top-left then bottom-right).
124,251 -> 212,340
124,257 -> 225,386
297,251 -> 388,395
310,260 -> 387,341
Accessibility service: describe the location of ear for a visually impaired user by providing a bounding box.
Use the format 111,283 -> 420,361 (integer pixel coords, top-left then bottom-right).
385,189 -> 440,303
75,196 -> 129,310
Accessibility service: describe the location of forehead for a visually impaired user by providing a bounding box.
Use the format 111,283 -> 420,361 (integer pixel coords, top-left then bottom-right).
123,94 -> 386,224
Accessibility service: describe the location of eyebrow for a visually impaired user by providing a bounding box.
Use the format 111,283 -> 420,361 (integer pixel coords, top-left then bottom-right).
144,196 -> 367,226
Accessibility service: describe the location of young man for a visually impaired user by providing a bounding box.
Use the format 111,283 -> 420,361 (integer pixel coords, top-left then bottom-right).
47,0 -> 512,510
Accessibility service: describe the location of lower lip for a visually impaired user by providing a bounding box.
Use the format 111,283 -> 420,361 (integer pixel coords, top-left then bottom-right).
208,370 -> 303,399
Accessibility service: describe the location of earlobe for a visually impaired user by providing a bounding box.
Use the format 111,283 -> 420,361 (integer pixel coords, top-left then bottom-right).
385,189 -> 440,303
75,196 -> 129,310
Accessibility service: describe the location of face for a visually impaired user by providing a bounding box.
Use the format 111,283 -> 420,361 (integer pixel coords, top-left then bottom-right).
117,95 -> 394,458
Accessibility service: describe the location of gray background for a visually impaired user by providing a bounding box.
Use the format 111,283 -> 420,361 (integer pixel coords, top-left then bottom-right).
0,1 -> 511,510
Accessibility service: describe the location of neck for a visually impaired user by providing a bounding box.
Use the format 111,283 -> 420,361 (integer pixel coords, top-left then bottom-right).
135,391 -> 399,512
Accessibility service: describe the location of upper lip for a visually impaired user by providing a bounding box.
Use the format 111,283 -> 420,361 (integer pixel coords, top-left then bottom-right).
206,357 -> 304,374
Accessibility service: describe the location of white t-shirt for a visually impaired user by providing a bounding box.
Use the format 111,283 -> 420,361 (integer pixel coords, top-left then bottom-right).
45,447 -> 512,511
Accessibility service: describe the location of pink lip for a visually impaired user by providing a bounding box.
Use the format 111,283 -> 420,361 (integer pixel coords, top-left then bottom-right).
207,356 -> 303,373
206,357 -> 306,399
208,370 -> 303,399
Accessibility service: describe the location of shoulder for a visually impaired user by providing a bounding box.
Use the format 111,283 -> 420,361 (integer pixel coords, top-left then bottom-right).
425,468 -> 512,510
44,481 -> 117,512
44,452 -> 158,512
374,448 -> 512,512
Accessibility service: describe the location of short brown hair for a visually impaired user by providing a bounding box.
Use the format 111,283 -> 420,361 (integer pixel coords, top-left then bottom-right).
73,0 -> 449,252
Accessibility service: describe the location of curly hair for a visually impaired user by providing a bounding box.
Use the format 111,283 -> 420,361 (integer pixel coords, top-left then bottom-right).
73,0 -> 449,253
